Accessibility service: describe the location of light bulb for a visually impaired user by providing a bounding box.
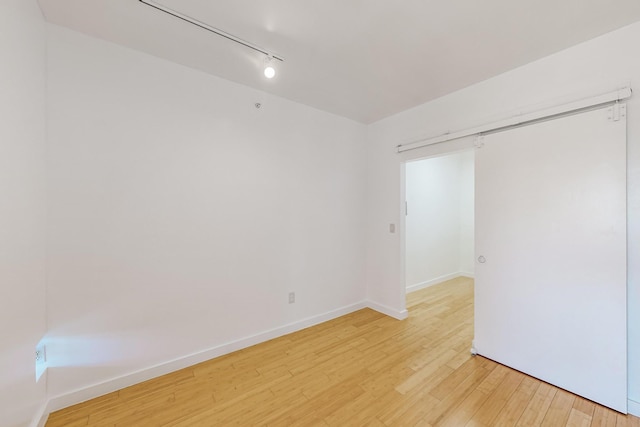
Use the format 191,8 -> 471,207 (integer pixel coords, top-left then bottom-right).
263,56 -> 276,79
264,65 -> 276,79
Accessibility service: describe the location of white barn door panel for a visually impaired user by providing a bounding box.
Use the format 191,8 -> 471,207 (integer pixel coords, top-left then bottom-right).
474,106 -> 627,412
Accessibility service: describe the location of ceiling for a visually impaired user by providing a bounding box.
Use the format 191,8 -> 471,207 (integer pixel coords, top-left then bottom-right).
38,0 -> 640,124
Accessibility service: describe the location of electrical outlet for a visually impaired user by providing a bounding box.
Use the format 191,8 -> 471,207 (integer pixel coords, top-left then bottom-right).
288,292 -> 295,304
35,345 -> 46,364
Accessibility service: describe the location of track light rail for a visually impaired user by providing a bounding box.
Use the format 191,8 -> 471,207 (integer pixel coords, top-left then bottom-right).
139,0 -> 284,62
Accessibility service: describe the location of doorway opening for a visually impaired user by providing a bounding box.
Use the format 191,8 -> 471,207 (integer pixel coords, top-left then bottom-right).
404,150 -> 475,297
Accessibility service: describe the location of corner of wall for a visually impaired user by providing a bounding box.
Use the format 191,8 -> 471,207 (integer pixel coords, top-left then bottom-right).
366,300 -> 408,320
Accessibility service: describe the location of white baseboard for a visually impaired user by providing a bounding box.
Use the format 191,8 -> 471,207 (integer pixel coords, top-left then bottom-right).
366,300 -> 408,320
31,293 -> 633,425
406,272 -> 470,294
459,271 -> 475,278
31,399 -> 54,427
34,301 -> 368,426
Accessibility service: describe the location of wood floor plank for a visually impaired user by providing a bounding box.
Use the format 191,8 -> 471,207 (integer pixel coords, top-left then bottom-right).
540,389 -> 576,427
438,365 -> 510,427
566,408 -> 594,427
45,277 -> 640,427
466,368 -> 525,426
428,355 -> 493,401
490,375 -> 540,427
423,358 -> 495,425
574,397 -> 597,418
378,391 -> 440,426
591,405 -> 619,427
516,381 -> 558,427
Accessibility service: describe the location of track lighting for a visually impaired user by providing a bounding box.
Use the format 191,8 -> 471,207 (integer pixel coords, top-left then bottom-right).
264,56 -> 276,79
139,0 -> 284,79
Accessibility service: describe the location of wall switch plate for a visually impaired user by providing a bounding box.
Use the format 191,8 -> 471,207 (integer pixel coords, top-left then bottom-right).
288,292 -> 295,304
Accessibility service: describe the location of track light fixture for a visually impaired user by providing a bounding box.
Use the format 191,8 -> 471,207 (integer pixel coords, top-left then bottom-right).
263,56 -> 276,79
139,0 -> 284,78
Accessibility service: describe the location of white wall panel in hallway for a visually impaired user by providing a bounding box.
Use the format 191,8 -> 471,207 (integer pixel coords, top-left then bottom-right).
474,106 -> 627,412
405,151 -> 474,291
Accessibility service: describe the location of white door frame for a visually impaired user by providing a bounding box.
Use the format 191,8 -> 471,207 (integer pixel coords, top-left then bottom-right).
398,137 -> 478,312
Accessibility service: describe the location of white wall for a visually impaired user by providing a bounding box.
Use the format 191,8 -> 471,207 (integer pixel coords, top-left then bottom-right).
9,8 -> 637,420
45,25 -> 367,398
365,21 -> 640,411
404,151 -> 474,291
0,1 -> 48,426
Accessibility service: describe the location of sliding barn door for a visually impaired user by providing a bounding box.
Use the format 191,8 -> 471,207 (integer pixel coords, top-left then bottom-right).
474,105 -> 627,412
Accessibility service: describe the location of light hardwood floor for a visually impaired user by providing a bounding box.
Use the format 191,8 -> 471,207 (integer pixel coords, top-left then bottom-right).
46,277 -> 639,426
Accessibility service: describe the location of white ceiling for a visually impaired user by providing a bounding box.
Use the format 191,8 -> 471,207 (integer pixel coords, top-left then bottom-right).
38,0 -> 640,123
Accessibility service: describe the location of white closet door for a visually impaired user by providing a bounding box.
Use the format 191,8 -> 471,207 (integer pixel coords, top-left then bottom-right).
474,105 -> 627,412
